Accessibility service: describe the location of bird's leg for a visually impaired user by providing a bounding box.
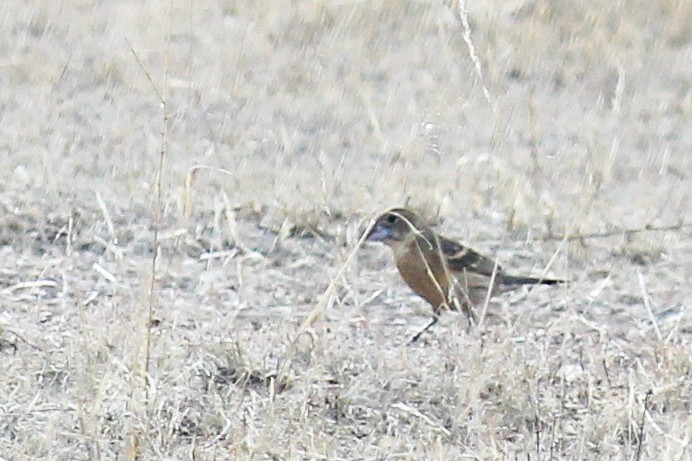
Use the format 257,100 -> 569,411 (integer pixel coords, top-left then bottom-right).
409,315 -> 439,344
464,306 -> 477,333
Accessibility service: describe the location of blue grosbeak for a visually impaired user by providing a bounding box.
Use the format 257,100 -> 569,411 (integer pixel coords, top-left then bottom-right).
367,208 -> 564,342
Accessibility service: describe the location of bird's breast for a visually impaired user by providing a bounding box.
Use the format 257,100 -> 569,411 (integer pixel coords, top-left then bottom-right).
394,244 -> 450,312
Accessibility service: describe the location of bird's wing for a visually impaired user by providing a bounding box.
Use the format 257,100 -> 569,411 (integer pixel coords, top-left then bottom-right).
437,235 -> 502,277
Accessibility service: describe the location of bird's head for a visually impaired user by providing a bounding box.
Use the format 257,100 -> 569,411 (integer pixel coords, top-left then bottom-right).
366,208 -> 421,246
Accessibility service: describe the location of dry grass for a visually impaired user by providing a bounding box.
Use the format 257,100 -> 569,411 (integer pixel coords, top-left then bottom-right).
1,0 -> 690,459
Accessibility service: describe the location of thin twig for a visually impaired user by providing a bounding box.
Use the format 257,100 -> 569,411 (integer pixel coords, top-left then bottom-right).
392,402 -> 451,436
457,0 -> 493,108
543,222 -> 690,242
477,256 -> 500,329
183,165 -> 235,219
95,190 -> 116,242
634,390 -> 652,461
127,39 -> 163,101
142,0 -> 174,407
275,215 -> 374,387
638,272 -> 662,342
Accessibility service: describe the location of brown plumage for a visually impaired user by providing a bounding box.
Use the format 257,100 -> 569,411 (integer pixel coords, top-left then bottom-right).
366,208 -> 564,341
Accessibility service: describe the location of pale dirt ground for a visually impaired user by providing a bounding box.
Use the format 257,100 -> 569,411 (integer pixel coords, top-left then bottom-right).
1,1 -> 691,460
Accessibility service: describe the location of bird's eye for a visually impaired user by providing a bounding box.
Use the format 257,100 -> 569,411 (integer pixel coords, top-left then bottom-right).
386,214 -> 398,224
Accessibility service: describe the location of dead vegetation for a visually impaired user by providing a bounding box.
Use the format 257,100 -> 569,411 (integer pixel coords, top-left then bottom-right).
1,1 -> 690,459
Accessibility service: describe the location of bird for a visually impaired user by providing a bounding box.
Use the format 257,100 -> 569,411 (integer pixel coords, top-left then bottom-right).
366,207 -> 564,342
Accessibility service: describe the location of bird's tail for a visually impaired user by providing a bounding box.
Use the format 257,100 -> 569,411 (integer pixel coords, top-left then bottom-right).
502,274 -> 564,286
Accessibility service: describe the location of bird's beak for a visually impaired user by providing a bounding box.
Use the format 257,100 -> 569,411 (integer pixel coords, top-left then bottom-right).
366,223 -> 391,242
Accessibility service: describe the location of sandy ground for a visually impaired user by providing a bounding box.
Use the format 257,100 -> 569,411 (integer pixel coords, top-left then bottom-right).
1,1 -> 690,459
